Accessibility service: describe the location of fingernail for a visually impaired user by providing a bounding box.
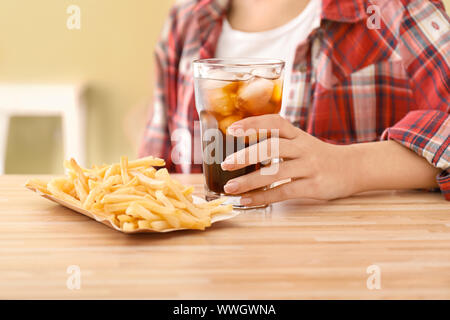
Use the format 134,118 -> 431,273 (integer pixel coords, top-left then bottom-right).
221,164 -> 229,171
221,156 -> 234,170
224,180 -> 239,193
240,197 -> 252,206
227,125 -> 244,136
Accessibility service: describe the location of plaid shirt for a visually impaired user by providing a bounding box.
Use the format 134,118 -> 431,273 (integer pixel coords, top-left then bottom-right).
139,0 -> 450,200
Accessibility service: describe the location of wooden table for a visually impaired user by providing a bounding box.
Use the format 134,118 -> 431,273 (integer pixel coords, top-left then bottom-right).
1,174 -> 449,299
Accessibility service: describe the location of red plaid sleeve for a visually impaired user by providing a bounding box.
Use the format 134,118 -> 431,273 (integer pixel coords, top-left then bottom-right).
382,0 -> 450,199
382,111 -> 450,199
138,6 -> 178,171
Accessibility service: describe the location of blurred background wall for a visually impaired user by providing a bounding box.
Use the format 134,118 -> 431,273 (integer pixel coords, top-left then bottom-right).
0,0 -> 173,173
1,0 -> 449,174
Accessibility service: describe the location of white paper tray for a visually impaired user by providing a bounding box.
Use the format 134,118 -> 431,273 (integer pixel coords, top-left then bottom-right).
26,185 -> 240,234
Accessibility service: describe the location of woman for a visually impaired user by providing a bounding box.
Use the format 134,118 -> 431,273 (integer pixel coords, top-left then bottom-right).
139,0 -> 449,205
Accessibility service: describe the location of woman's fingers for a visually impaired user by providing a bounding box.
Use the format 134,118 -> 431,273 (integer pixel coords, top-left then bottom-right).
239,178 -> 315,206
223,159 -> 309,194
227,114 -> 301,139
221,137 -> 300,171
219,114 -> 321,203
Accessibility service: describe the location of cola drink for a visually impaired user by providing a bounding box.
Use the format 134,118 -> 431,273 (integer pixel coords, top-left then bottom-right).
193,59 -> 284,208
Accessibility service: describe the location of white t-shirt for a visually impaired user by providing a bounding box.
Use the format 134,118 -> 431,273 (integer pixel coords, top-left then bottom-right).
215,0 -> 322,109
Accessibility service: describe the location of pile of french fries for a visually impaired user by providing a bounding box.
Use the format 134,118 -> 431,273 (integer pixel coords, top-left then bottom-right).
26,156 -> 232,232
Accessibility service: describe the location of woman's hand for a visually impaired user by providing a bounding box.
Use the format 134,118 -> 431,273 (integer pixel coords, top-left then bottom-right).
221,114 -> 441,206
221,114 -> 358,206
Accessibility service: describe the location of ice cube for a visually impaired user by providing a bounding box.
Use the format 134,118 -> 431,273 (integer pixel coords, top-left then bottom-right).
203,80 -> 241,116
232,72 -> 254,81
207,69 -> 238,81
270,79 -> 283,104
205,86 -> 237,116
201,78 -> 229,90
250,68 -> 279,80
218,114 -> 243,134
237,78 -> 275,116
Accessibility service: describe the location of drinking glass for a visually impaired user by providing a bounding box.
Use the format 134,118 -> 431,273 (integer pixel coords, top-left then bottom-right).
193,58 -> 285,209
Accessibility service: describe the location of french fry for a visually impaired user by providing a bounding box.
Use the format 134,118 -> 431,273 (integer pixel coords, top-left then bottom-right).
102,194 -> 145,204
137,220 -> 152,229
143,167 -> 157,178
112,187 -> 134,195
102,175 -> 122,189
135,185 -> 147,193
88,179 -> 98,190
91,202 -> 105,211
83,186 -> 101,210
85,165 -> 106,180
154,168 -> 169,179
47,179 -> 82,207
67,171 -> 78,181
155,190 -> 174,209
95,190 -> 106,203
209,204 -> 233,215
29,155 -> 233,233
126,202 -> 160,221
104,164 -> 120,180
112,187 -> 147,197
144,188 -> 157,200
73,178 -> 88,203
140,196 -> 176,215
25,179 -> 49,194
175,210 -> 202,229
104,202 -> 133,214
167,197 -> 187,209
130,171 -> 165,189
120,155 -> 129,184
156,210 -> 181,229
150,220 -> 170,231
122,221 -> 137,232
162,174 -> 207,219
117,214 -> 135,223
111,216 -> 120,228
182,186 -> 195,197
122,176 -> 139,188
128,156 -> 165,168
70,158 -> 89,192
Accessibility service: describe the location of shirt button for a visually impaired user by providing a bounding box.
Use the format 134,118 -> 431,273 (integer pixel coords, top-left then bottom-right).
299,65 -> 307,72
431,21 -> 440,30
